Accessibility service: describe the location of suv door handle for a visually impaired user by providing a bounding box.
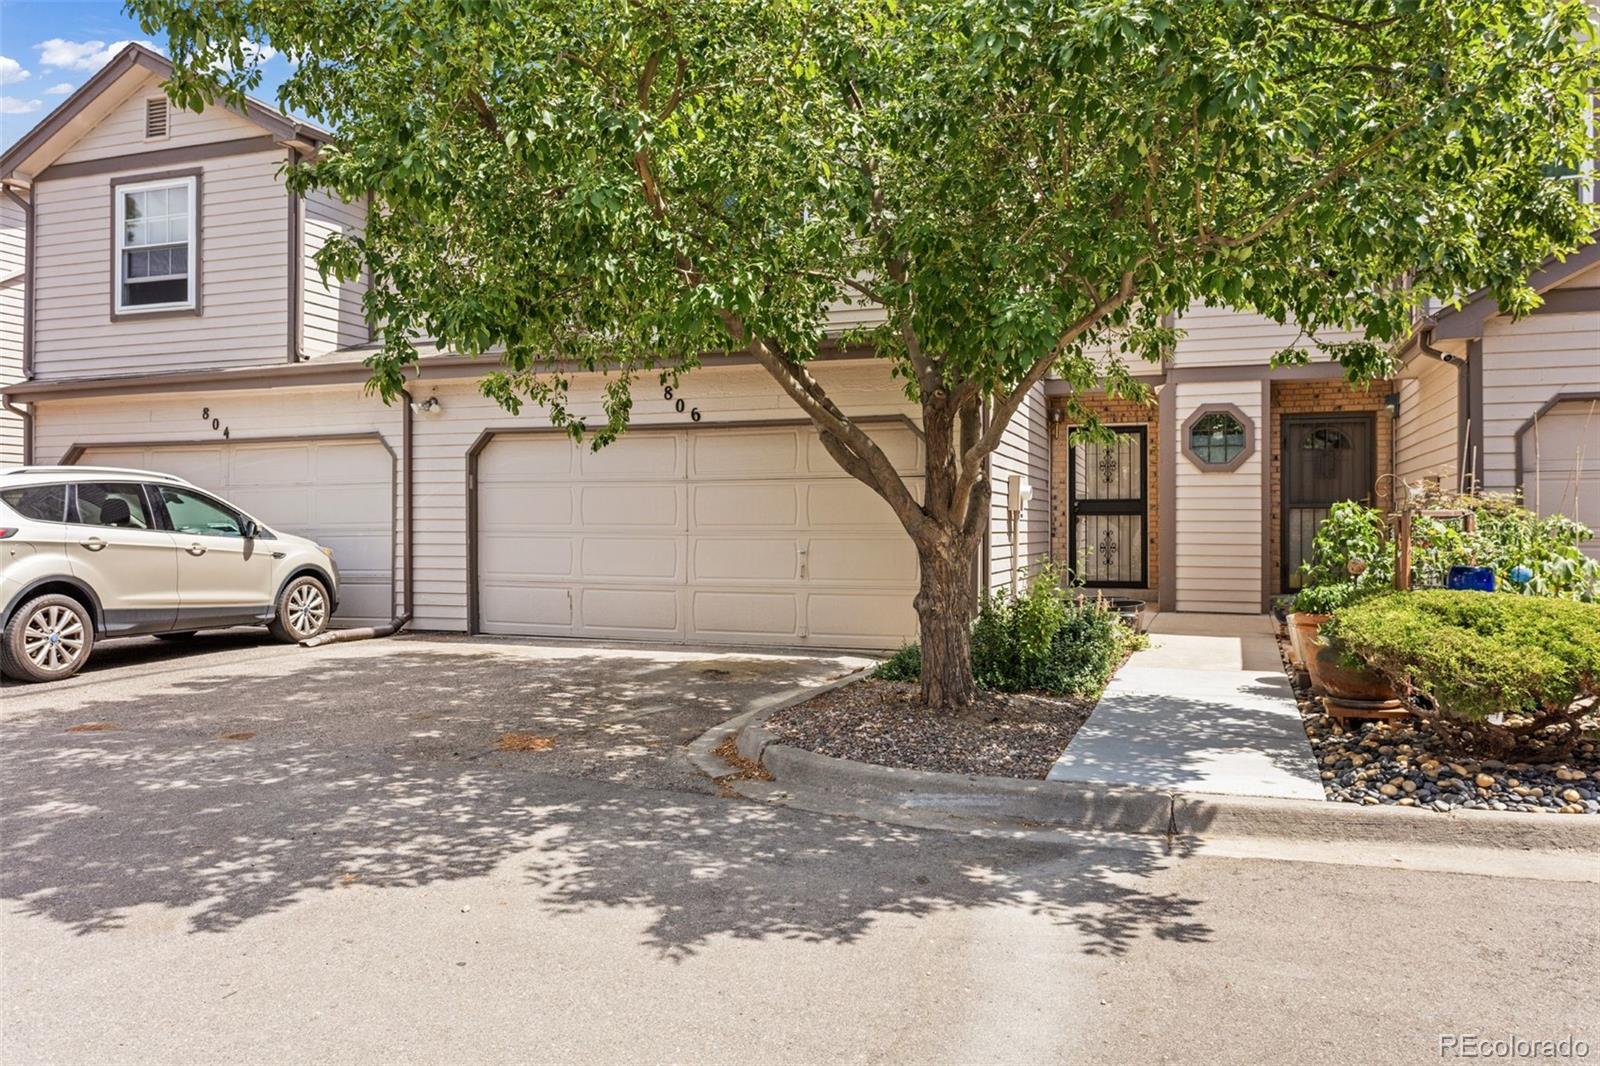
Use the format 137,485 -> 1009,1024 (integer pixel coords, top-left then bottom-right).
186,543 -> 207,556
79,537 -> 106,551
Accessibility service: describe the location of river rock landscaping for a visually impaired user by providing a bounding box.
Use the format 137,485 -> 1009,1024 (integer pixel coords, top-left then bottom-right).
765,678 -> 1095,779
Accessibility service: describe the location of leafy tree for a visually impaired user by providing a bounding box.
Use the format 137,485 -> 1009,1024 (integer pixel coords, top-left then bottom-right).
136,0 -> 1598,711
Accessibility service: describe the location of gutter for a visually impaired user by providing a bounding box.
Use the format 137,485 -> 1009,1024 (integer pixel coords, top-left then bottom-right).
300,384 -> 416,647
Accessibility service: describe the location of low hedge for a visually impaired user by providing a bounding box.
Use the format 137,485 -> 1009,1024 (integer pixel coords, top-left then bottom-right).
1323,590 -> 1600,751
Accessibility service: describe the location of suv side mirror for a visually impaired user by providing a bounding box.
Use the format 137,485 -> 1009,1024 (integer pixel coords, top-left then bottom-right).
241,518 -> 259,539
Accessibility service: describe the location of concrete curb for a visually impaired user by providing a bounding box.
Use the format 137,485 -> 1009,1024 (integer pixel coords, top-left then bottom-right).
683,664 -> 875,782
701,697 -> 1600,852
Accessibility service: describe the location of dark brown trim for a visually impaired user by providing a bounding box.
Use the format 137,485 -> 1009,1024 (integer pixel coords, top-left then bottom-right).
2,43 -> 329,181
462,414 -> 921,635
1278,413 -> 1378,594
1043,372 -> 1165,395
36,136 -> 280,183
60,430 -> 396,467
1179,401 -> 1256,473
1512,392 -> 1600,501
1156,384 -> 1175,612
287,148 -> 302,363
108,167 -> 203,322
1259,380 -> 1272,612
3,186 -> 33,379
1165,361 -> 1351,384
1431,235 -> 1600,342
1466,339 -> 1484,492
1530,287 -> 1600,315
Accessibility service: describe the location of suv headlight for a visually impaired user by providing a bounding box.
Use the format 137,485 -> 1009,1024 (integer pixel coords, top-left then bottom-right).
318,545 -> 335,559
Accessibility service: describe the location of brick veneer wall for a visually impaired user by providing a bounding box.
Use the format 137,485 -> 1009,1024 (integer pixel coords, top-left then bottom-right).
1048,393 -> 1160,592
1269,378 -> 1394,593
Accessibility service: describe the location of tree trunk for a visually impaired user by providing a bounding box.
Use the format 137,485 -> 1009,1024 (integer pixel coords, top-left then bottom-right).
914,536 -> 979,711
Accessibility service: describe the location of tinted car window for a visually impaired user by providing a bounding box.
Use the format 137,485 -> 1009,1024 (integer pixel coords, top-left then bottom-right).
0,484 -> 68,522
155,486 -> 244,537
74,482 -> 154,529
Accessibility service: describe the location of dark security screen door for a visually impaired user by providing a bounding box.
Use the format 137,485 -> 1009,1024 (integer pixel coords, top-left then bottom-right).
1282,414 -> 1375,591
1069,427 -> 1148,587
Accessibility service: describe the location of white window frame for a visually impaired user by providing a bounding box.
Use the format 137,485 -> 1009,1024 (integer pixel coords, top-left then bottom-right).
113,174 -> 197,315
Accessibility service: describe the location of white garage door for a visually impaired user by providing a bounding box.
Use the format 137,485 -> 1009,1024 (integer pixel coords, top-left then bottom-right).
475,424 -> 921,648
75,438 -> 394,624
1523,399 -> 1600,560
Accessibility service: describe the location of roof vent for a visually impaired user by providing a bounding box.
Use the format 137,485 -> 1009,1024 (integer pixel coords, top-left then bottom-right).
144,97 -> 169,139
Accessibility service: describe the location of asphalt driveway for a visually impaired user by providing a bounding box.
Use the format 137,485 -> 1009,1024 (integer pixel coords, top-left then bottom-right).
2,632 -> 1595,1064
3,631 -> 872,792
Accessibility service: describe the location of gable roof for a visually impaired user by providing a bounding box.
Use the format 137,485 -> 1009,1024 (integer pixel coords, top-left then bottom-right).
1429,230 -> 1600,342
0,43 -> 331,182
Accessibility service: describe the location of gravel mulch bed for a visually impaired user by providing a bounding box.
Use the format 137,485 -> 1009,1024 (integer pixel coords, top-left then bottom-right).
765,678 -> 1094,779
1282,637 -> 1600,814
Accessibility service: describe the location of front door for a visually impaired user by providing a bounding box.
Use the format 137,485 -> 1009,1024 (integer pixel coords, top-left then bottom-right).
1069,426 -> 1148,587
1282,414 -> 1376,591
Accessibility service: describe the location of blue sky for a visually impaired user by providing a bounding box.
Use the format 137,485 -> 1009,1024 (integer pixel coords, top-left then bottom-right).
0,0 -> 295,152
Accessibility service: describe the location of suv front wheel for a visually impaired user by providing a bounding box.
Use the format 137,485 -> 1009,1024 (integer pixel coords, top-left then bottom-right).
1,593 -> 96,683
268,575 -> 331,643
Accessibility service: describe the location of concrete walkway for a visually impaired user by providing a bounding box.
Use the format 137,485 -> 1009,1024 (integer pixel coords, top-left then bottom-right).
1047,613 -> 1325,800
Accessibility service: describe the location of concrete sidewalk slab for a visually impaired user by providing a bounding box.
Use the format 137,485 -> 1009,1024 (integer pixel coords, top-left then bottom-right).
1047,613 -> 1323,800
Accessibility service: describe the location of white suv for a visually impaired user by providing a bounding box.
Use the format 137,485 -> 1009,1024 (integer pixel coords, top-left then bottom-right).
0,466 -> 340,683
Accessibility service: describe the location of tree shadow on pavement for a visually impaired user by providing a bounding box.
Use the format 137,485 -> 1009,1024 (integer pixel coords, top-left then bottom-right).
1,650 -> 1213,959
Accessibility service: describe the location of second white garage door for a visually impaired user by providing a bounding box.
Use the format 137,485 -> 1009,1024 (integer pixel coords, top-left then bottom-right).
75,437 -> 395,625
1522,399 -> 1600,560
475,423 -> 921,648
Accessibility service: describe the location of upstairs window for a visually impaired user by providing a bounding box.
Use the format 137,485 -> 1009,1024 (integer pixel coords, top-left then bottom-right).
114,175 -> 197,314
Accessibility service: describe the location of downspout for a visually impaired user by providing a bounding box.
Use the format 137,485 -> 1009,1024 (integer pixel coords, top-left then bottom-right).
1418,327 -> 1473,493
3,184 -> 33,464
301,385 -> 415,645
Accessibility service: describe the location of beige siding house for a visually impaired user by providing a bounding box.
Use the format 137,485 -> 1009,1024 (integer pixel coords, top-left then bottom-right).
3,43 -> 1594,647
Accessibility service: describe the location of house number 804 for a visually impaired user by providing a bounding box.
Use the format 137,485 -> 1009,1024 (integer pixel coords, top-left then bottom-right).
199,407 -> 231,440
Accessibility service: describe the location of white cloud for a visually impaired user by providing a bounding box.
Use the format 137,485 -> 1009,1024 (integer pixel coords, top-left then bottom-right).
238,39 -> 278,64
0,56 -> 29,85
44,83 -> 73,96
36,39 -> 158,72
0,96 -> 43,115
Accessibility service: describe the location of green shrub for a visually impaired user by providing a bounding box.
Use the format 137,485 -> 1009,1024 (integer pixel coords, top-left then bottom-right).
873,642 -> 922,682
1323,590 -> 1600,753
972,566 -> 1126,696
878,565 -> 1133,698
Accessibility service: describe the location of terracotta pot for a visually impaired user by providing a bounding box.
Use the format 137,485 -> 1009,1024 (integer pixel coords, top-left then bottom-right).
1305,634 -> 1398,704
1286,612 -> 1330,687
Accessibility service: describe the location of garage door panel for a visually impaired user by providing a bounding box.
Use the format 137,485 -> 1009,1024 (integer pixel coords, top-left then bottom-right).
808,592 -> 918,644
808,537 -> 919,584
581,537 -> 681,581
231,445 -> 310,483
1523,404 -> 1600,560
806,424 -> 921,476
78,438 -> 394,627
581,484 -> 681,527
480,583 -> 573,632
582,587 -> 679,634
691,430 -> 800,477
691,538 -> 799,582
483,486 -> 574,527
691,483 -> 800,527
806,481 -> 905,529
481,535 -> 574,578
579,434 -> 680,478
692,591 -> 799,637
479,435 -> 574,479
